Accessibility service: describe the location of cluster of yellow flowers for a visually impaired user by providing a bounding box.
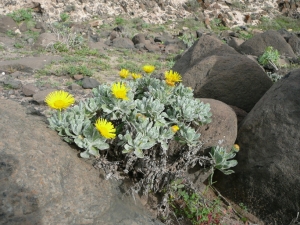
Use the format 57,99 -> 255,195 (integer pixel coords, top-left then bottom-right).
119,64 -> 155,80
119,69 -> 143,80
119,65 -> 182,87
44,64 -> 182,142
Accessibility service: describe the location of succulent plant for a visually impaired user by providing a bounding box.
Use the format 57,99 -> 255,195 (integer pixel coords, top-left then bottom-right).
210,146 -> 238,175
46,67 -> 238,218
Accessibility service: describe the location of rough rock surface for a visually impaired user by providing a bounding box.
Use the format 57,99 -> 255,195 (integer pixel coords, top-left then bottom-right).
173,35 -> 273,112
0,99 -> 162,225
0,55 -> 62,72
198,98 -> 237,152
33,33 -> 58,49
213,69 -> 300,224
0,15 -> 18,33
173,34 -> 238,74
288,33 -> 300,55
238,30 -> 297,57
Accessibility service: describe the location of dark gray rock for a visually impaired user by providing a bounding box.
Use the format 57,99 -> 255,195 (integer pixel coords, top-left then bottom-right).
227,37 -> 244,50
229,105 -> 248,125
135,43 -> 145,50
238,30 -> 296,57
172,34 -> 238,76
154,33 -> 173,43
33,33 -> 57,49
278,28 -> 293,41
68,83 -> 83,91
82,77 -> 100,89
213,69 -> 300,224
132,33 -> 146,45
0,99 -> 163,225
22,83 -> 39,96
144,40 -> 160,52
172,35 -> 273,112
2,78 -> 22,89
32,88 -> 56,104
112,37 -> 135,49
110,30 -> 120,40
288,33 -> 300,55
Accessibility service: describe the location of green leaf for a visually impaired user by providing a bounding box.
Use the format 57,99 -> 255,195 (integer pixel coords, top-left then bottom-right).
80,150 -> 90,158
134,149 -> 144,158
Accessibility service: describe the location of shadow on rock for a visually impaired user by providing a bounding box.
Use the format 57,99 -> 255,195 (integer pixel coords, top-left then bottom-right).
0,153 -> 41,225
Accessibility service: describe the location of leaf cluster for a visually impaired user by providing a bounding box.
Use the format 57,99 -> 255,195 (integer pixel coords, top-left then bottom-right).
178,33 -> 198,48
7,9 -> 33,23
258,46 -> 280,69
210,146 -> 238,175
168,180 -> 222,225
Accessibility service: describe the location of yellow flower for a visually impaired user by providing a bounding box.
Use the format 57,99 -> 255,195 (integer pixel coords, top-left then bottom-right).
119,69 -> 130,79
112,82 -> 129,100
95,118 -> 116,139
143,65 -> 155,73
233,144 -> 240,152
165,70 -> 182,86
131,73 -> 142,80
171,125 -> 179,132
45,90 -> 75,110
165,80 -> 175,87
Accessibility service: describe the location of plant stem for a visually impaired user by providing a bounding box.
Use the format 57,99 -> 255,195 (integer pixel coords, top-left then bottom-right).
58,109 -> 62,122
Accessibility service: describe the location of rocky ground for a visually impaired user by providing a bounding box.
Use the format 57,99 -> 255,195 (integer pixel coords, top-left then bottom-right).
0,1 -> 300,224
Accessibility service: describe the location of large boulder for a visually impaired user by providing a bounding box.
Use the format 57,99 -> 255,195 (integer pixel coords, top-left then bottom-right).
198,98 -> 237,152
287,33 -> 300,55
238,30 -> 296,57
172,34 -> 238,76
0,99 -> 162,225
213,69 -> 300,224
173,36 -> 273,112
112,37 -> 135,49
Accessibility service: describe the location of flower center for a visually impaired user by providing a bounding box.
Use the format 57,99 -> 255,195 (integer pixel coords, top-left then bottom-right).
54,100 -> 65,108
100,126 -> 109,136
115,90 -> 125,98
